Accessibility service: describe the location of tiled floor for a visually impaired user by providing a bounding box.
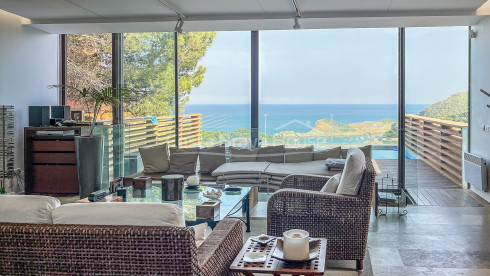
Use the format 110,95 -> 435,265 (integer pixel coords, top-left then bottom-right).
367,206 -> 490,275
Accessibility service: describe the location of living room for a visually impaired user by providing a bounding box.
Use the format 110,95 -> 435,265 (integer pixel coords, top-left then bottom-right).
1,1 -> 490,275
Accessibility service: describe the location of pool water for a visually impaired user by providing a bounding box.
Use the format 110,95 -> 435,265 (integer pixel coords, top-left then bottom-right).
372,148 -> 417,159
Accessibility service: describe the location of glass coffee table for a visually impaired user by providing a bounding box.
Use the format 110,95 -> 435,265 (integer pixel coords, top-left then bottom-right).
79,184 -> 252,232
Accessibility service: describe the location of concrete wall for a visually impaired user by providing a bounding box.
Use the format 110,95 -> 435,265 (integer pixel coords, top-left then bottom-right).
470,16 -> 490,203
0,9 -> 58,192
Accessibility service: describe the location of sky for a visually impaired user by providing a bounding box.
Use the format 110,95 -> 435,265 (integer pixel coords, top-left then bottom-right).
188,26 -> 468,105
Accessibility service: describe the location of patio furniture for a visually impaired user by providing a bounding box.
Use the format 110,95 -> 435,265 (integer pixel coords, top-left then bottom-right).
0,218 -> 243,276
267,158 -> 376,271
230,236 -> 327,276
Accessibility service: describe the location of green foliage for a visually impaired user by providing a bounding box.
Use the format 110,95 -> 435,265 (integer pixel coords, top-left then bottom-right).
124,32 -> 216,116
418,92 -> 468,123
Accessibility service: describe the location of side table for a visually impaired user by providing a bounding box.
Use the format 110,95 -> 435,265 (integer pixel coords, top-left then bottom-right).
230,236 -> 327,276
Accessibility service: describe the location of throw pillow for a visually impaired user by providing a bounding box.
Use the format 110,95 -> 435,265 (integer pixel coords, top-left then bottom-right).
313,146 -> 341,160
169,147 -> 199,174
257,145 -> 285,163
285,146 -> 314,163
336,148 -> 366,195
191,222 -> 208,248
0,195 -> 60,224
341,145 -> 372,159
199,145 -> 226,174
229,147 -> 259,162
320,173 -> 341,193
139,143 -> 170,173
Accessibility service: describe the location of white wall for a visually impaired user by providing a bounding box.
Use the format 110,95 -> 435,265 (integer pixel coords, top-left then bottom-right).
470,16 -> 490,203
0,9 -> 58,191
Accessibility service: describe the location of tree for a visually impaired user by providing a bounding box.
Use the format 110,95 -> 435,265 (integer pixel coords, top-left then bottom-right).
66,32 -> 216,119
123,32 -> 215,117
66,34 -> 112,119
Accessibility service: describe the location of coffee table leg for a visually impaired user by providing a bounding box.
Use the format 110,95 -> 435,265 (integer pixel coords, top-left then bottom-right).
245,193 -> 251,232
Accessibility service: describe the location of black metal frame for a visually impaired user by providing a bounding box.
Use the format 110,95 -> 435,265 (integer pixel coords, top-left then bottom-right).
59,34 -> 67,105
251,31 -> 259,148
398,28 -> 406,191
174,32 -> 180,148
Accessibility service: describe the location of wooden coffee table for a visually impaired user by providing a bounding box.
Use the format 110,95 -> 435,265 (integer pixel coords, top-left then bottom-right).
230,236 -> 327,276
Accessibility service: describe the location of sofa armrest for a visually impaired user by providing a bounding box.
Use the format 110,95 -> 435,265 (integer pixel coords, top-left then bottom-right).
267,188 -> 368,235
281,174 -> 331,191
197,218 -> 243,276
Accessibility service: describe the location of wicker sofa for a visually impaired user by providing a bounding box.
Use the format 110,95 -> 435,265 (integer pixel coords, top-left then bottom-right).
0,218 -> 242,276
267,157 -> 376,271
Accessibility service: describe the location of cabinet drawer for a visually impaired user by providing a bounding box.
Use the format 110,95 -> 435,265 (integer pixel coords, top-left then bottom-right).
32,140 -> 75,152
32,153 -> 76,164
32,165 -> 78,194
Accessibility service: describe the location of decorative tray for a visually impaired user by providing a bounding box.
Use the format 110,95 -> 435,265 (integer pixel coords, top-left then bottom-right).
250,234 -> 276,245
271,238 -> 320,262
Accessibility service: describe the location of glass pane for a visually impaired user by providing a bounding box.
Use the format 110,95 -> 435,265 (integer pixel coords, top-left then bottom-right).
259,29 -> 398,150
405,27 -> 469,204
122,32 -> 176,177
67,34 -> 116,183
67,34 -> 113,121
179,31 -> 251,148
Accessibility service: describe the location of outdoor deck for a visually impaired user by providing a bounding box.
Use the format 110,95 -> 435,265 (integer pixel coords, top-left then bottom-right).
375,159 -> 489,207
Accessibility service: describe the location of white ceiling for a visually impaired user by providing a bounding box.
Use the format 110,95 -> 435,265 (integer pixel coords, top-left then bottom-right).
0,0 -> 488,33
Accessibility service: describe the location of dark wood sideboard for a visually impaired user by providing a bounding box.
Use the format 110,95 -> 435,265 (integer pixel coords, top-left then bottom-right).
24,127 -> 89,195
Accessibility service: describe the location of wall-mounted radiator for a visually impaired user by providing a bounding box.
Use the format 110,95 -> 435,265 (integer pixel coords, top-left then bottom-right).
464,152 -> 488,192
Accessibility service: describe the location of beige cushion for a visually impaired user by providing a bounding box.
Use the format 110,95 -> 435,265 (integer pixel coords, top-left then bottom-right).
313,147 -> 341,160
199,145 -> 226,174
285,146 -> 314,163
341,145 -> 372,159
192,222 -> 208,248
257,145 -> 285,163
336,148 -> 366,195
321,173 -> 341,193
169,147 -> 199,174
52,202 -> 186,227
0,195 -> 60,224
139,143 -> 170,173
229,147 -> 258,162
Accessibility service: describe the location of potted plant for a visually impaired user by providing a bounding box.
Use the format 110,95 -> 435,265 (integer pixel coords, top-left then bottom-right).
49,85 -> 130,198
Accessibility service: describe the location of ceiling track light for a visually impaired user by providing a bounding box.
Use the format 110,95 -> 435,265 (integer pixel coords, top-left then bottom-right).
174,18 -> 184,33
293,15 -> 301,29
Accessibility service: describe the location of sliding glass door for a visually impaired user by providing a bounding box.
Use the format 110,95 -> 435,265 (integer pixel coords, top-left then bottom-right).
405,27 -> 469,204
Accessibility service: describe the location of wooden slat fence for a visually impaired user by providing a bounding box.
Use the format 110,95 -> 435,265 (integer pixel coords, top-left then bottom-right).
405,114 -> 468,186
101,114 -> 202,177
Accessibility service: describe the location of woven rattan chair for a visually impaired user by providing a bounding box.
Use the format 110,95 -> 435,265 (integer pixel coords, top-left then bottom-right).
0,218 -> 242,276
267,158 -> 376,271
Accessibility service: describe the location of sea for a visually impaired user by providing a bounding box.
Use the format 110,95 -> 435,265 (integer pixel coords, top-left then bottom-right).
184,104 -> 428,135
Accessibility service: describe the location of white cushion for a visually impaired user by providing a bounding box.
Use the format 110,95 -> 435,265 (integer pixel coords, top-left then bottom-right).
336,148 -> 366,195
52,202 -> 185,227
0,195 -> 60,224
192,222 -> 208,248
321,173 -> 341,193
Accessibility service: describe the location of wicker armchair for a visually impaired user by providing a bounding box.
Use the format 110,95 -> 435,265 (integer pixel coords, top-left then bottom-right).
267,158 -> 376,271
0,218 -> 243,276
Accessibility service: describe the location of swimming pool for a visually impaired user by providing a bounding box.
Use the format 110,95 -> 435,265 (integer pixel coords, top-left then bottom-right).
372,148 -> 417,159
